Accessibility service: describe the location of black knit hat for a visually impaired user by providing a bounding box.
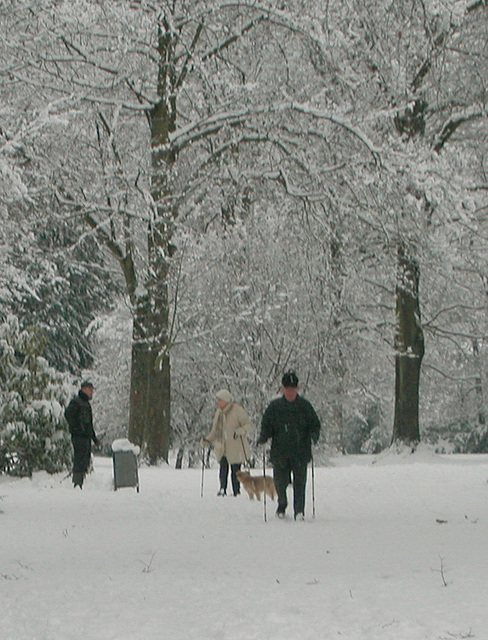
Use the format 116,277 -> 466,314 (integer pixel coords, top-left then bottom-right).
282,370 -> 298,388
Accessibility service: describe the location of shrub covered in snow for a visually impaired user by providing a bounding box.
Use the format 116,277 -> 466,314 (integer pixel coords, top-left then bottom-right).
0,316 -> 72,476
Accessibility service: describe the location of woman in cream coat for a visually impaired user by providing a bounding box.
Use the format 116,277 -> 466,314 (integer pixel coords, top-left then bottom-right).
203,389 -> 254,496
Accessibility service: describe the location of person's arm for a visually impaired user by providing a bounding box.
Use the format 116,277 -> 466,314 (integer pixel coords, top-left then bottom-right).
234,406 -> 254,438
257,404 -> 273,445
64,399 -> 80,434
308,403 -> 321,444
91,426 -> 99,446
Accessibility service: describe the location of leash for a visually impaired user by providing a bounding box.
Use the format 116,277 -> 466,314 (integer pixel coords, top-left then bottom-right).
239,435 -> 251,470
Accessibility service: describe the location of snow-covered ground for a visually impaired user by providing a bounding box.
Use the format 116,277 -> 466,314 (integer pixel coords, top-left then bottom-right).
2,448 -> 488,640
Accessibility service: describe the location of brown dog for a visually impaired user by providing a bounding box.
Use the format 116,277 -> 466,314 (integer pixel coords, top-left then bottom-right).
236,470 -> 276,501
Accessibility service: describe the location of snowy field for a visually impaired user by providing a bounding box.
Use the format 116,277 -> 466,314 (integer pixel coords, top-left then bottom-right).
2,448 -> 488,640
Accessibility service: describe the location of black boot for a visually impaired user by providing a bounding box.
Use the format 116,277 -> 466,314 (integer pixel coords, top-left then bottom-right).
276,505 -> 286,519
73,472 -> 84,489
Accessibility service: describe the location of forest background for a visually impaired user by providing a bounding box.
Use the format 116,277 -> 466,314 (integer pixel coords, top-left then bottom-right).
0,0 -> 487,475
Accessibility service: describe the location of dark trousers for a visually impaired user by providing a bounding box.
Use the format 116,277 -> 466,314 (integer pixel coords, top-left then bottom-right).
219,456 -> 242,495
72,436 -> 92,473
273,458 -> 308,515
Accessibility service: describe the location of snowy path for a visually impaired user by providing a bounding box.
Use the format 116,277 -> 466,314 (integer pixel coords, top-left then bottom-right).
2,451 -> 488,639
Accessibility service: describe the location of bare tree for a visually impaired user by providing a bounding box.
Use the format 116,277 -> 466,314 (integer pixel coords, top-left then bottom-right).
3,1 -> 349,461
3,0 -> 487,459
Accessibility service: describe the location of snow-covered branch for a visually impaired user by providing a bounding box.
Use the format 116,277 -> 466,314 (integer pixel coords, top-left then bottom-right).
433,108 -> 486,152
170,100 -> 381,162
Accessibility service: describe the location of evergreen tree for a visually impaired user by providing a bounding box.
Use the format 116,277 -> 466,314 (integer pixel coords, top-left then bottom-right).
0,316 -> 72,477
5,215 -> 121,373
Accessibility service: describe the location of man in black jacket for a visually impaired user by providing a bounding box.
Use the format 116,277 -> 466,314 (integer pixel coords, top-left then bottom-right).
258,371 -> 321,520
64,381 -> 99,488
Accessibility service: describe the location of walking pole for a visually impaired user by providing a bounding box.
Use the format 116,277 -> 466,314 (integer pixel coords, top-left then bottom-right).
200,445 -> 205,498
262,447 -> 267,523
311,453 -> 316,519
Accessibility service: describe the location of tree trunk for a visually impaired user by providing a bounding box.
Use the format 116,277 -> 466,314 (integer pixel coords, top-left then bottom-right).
331,353 -> 346,453
472,338 -> 485,427
128,295 -> 171,463
127,19 -> 177,464
392,243 -> 424,445
175,447 -> 184,469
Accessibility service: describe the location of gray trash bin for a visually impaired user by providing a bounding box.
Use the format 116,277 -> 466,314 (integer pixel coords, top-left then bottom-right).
112,439 -> 140,492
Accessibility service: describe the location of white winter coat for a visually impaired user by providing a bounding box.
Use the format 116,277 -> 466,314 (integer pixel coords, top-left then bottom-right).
205,402 -> 253,464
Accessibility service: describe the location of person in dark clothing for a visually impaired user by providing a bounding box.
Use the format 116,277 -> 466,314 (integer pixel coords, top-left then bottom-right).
64,381 -> 99,488
257,371 -> 321,520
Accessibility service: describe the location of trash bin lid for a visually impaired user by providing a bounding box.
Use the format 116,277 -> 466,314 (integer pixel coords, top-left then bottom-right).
111,438 -> 140,455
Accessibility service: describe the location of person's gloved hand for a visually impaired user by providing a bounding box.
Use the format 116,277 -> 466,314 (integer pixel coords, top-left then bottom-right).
234,427 -> 246,438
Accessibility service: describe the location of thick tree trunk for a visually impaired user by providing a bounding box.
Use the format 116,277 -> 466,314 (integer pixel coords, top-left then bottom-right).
128,295 -> 171,463
392,243 -> 424,445
127,19 -> 178,464
128,342 -> 170,464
